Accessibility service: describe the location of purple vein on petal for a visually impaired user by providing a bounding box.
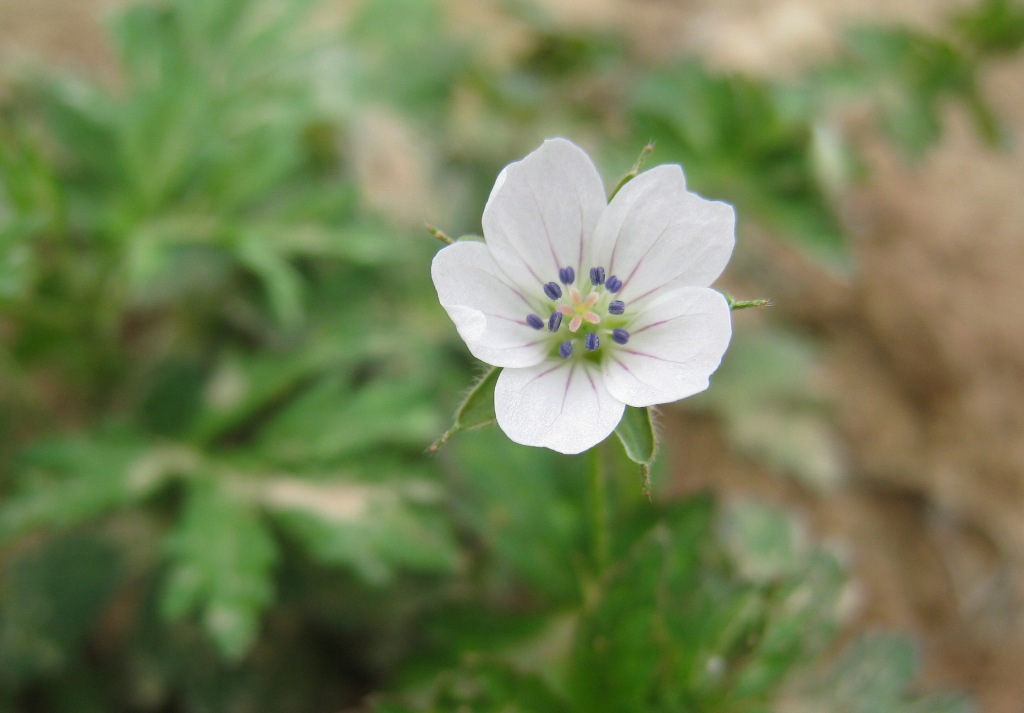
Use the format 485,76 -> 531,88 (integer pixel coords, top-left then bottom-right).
625,229 -> 718,305
490,273 -> 536,310
630,311 -> 705,336
583,365 -> 602,414
609,355 -> 635,377
486,336 -> 550,350
492,213 -> 546,287
609,355 -> 660,390
617,219 -> 673,295
576,201 -> 585,281
524,361 -> 568,389
482,312 -> 525,323
606,186 -> 648,275
620,348 -> 692,365
470,315 -> 548,350
527,184 -> 562,275
561,362 -> 577,414
487,270 -> 536,309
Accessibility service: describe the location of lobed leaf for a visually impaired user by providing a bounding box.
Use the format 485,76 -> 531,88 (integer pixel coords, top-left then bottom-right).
265,478 -> 458,585
161,482 -> 278,660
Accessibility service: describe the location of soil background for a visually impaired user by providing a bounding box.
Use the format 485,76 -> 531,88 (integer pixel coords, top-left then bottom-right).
2,0 -> 1023,711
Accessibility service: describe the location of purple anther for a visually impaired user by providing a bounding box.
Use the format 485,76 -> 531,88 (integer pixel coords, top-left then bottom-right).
584,332 -> 599,351
526,313 -> 544,330
589,266 -> 606,286
558,266 -> 575,285
544,282 -> 562,300
559,341 -> 573,359
612,328 -> 630,345
605,275 -> 623,293
608,300 -> 625,315
548,312 -> 563,332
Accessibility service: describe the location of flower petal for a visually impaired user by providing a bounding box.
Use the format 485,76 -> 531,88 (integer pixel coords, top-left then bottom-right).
495,360 -> 625,454
432,240 -> 550,368
483,138 -> 607,291
591,165 -> 734,307
602,286 -> 731,407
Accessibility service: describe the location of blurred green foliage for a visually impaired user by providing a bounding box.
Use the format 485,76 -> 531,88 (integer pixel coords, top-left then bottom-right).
2,0 -> 1015,709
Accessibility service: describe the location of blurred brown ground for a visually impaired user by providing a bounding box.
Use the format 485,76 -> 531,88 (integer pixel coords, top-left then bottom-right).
3,0 -> 1023,710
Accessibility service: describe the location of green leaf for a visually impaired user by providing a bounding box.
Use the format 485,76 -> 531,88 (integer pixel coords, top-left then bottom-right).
265,478 -> 457,585
904,694 -> 975,713
189,349 -> 333,445
23,76 -> 119,187
565,496 -> 847,711
0,535 -> 121,683
236,232 -> 305,326
627,62 -> 850,266
373,659 -> 566,713
429,366 -> 500,452
812,634 -> 922,712
137,358 -> 206,437
824,25 -> 995,158
955,0 -> 1024,54
257,376 -> 438,466
693,328 -> 844,492
448,428 -> 588,604
566,498 -> 714,711
0,437 -> 185,538
346,0 -> 466,117
614,405 -> 657,495
717,499 -> 806,583
161,482 -> 278,661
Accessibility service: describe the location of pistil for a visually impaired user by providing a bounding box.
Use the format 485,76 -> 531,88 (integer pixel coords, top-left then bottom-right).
555,287 -> 602,333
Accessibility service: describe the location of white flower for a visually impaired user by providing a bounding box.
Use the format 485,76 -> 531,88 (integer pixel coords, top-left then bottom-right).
432,138 -> 734,454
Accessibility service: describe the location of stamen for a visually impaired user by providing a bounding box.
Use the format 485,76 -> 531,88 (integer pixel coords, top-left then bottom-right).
548,312 -> 563,332
584,333 -> 600,351
612,328 -> 630,345
558,266 -> 575,285
589,266 -> 605,286
526,313 -> 544,330
544,282 -> 562,300
605,275 -> 623,293
608,300 -> 625,315
559,341 -> 573,359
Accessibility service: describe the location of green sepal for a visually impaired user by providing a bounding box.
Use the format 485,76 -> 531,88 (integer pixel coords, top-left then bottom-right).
614,405 -> 657,496
428,366 -> 500,452
608,143 -> 654,201
721,290 -> 772,311
425,224 -> 484,247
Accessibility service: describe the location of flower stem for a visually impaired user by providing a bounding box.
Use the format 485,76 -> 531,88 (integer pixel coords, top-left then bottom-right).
587,445 -> 610,575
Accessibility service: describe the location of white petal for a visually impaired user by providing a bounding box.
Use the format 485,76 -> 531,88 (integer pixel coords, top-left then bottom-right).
603,287 -> 731,407
495,360 -> 625,454
482,138 -> 607,291
432,240 -> 549,368
591,165 -> 734,307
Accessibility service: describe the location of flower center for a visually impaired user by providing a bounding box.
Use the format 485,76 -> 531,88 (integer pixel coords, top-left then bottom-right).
556,288 -> 600,333
523,265 -> 631,361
